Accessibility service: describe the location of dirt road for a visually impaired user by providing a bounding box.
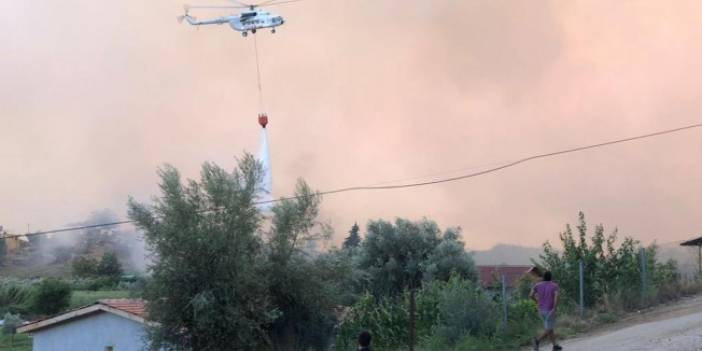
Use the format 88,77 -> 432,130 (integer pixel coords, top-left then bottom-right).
557,296 -> 702,351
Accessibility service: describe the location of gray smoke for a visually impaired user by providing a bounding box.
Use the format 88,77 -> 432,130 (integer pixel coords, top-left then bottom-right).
26,209 -> 148,273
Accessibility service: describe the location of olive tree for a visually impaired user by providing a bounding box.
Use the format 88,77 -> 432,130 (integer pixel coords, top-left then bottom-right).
265,181 -> 337,351
128,155 -> 275,350
358,218 -> 477,350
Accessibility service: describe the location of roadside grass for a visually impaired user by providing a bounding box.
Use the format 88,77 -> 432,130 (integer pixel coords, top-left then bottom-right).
0,334 -> 31,351
69,290 -> 130,309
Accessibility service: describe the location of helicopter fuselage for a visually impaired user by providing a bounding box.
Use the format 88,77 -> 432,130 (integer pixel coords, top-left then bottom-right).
232,11 -> 284,32
184,10 -> 285,36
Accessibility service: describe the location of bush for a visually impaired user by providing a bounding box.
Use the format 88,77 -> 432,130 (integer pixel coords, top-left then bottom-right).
0,280 -> 33,315
419,334 -> 514,351
52,246 -> 74,264
594,311 -> 617,324
97,252 -> 123,281
336,293 -> 409,351
2,312 -> 21,335
69,277 -> 120,291
337,277 -> 500,351
433,276 -> 498,346
29,279 -> 72,315
72,257 -> 99,277
540,212 -> 689,313
504,299 -> 540,345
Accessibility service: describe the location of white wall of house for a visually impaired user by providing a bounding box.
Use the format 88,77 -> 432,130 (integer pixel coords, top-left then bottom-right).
31,312 -> 147,351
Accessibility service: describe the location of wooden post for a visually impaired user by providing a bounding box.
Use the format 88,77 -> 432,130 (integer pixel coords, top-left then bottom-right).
409,287 -> 416,351
698,245 -> 701,277
640,248 -> 648,303
579,259 -> 585,319
501,274 -> 508,332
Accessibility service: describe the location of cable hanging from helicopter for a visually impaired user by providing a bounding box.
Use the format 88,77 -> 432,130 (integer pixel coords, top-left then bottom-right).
178,0 -> 301,127
253,33 -> 267,127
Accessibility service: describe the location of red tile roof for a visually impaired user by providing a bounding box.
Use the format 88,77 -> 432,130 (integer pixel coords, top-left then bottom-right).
99,299 -> 146,318
18,299 -> 148,334
477,265 -> 536,289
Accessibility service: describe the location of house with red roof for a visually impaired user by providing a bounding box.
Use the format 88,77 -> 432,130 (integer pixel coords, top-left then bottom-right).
477,265 -> 541,292
18,299 -> 148,351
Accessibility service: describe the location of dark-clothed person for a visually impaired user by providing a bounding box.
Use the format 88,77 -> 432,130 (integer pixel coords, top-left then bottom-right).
358,330 -> 371,351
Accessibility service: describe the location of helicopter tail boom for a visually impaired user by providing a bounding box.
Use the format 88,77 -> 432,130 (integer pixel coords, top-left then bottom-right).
179,15 -> 231,26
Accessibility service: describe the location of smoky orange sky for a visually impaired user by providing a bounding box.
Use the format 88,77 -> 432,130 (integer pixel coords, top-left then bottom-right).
2,0 -> 702,250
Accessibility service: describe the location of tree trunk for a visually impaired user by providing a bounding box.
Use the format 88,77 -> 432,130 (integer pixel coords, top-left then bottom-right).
409,287 -> 416,351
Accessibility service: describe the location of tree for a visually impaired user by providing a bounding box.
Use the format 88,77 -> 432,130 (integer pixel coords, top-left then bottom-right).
342,223 -> 361,250
358,218 -> 477,351
265,181 -> 337,351
29,279 -> 71,315
540,212 -> 667,310
128,155 -> 275,350
72,257 -> 99,277
0,238 -> 6,266
97,252 -> 123,281
313,248 -> 367,307
422,228 -> 477,283
75,209 -> 121,255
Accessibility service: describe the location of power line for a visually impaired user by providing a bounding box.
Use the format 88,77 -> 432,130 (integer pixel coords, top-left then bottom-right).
263,122 -> 702,201
2,221 -> 133,240
3,122 -> 702,240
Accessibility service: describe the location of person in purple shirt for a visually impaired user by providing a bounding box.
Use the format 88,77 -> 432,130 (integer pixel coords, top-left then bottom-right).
529,271 -> 562,351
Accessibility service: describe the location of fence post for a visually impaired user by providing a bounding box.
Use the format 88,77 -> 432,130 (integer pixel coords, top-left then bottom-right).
409,287 -> 416,351
640,248 -> 648,301
501,274 -> 508,332
579,259 -> 585,319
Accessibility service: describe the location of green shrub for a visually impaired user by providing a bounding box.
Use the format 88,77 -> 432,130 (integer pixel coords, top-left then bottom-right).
72,257 -> 99,277
0,281 -> 33,315
97,252 -> 123,281
29,279 -> 72,315
433,276 -> 498,346
336,293 -> 409,351
451,336 -> 506,351
419,334 -> 512,351
595,311 -> 617,324
504,298 -> 540,345
2,312 -> 21,335
70,276 -> 121,291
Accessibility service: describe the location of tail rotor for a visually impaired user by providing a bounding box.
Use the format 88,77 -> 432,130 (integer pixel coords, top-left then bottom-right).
177,5 -> 191,23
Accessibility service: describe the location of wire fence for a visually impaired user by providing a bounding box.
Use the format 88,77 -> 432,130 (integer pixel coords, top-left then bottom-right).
495,247 -> 698,333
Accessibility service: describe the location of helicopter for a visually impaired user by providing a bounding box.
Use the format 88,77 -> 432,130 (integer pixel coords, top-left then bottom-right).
178,0 -> 300,37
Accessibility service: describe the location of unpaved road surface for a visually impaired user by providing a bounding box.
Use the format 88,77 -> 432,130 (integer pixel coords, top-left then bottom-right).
558,296 -> 702,351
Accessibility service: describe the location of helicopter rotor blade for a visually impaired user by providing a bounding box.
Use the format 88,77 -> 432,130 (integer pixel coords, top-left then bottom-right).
255,0 -> 304,8
228,0 -> 253,8
186,5 -> 247,10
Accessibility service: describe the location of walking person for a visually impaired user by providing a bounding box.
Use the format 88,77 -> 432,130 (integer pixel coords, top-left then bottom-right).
358,330 -> 371,351
530,271 -> 562,351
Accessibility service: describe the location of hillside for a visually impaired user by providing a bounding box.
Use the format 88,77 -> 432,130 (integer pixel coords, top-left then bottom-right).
471,244 -> 543,266
470,242 -> 700,278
